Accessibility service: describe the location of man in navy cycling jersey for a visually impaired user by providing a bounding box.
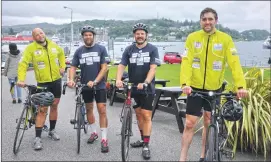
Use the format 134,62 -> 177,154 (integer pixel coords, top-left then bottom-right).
116,23 -> 161,160
67,25 -> 110,153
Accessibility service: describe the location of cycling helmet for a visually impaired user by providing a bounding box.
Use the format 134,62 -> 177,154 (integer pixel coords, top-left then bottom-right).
31,92 -> 54,106
221,99 -> 243,121
133,23 -> 148,33
81,25 -> 96,35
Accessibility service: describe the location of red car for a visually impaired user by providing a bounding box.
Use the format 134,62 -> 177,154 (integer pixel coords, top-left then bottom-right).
163,52 -> 182,64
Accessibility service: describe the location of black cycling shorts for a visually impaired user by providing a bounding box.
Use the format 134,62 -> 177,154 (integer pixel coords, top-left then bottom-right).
37,78 -> 62,98
132,93 -> 154,111
82,89 -> 106,104
186,87 -> 221,117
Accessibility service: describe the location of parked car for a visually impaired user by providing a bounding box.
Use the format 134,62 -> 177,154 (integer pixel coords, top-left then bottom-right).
163,52 -> 182,64
65,54 -> 74,71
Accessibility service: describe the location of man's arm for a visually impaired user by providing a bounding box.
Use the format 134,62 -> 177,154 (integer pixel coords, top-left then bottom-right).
69,66 -> 77,82
180,34 -> 194,87
145,47 -> 160,83
116,46 -> 130,81
3,56 -> 10,76
226,36 -> 246,90
117,64 -> 126,81
58,46 -> 66,69
18,47 -> 32,82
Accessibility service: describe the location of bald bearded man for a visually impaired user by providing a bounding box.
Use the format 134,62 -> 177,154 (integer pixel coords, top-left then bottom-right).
17,28 -> 66,151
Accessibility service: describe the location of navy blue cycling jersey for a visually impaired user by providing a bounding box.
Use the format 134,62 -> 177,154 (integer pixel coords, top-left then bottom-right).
71,44 -> 109,90
120,43 -> 161,94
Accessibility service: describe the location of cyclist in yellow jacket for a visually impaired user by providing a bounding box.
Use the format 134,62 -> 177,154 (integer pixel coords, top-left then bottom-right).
179,8 -> 248,161
17,28 -> 66,151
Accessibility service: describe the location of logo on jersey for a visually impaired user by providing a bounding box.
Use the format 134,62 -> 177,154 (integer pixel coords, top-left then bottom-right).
34,50 -> 42,55
194,42 -> 202,48
213,44 -> 223,51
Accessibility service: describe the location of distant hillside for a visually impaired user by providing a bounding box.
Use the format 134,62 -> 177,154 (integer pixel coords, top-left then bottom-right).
2,19 -> 270,41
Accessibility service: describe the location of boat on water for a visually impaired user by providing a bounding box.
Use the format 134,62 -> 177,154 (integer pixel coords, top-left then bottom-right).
263,36 -> 271,49
51,35 -> 60,44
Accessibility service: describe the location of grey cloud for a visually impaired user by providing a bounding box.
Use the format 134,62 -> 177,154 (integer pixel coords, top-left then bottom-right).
2,1 -> 270,31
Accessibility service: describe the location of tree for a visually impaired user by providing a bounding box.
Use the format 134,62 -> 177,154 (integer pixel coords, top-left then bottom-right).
8,28 -> 15,35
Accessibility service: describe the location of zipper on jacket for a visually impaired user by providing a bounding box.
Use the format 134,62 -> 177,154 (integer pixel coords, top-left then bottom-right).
45,48 -> 53,82
202,36 -> 210,90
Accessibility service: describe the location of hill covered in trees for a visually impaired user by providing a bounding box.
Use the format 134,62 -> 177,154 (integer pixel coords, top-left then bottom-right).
2,18 -> 270,41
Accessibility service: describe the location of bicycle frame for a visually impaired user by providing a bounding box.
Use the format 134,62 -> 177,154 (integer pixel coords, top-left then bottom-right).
13,85 -> 48,154
120,82 -> 148,162
191,90 -> 237,161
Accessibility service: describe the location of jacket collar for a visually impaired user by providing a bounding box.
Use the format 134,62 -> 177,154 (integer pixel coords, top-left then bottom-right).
200,28 -> 217,36
33,38 -> 52,48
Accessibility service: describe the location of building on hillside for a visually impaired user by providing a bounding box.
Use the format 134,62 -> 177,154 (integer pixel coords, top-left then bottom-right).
167,36 -> 176,41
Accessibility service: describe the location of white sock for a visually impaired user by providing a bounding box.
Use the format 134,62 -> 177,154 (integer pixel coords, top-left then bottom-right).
100,128 -> 107,140
90,123 -> 97,134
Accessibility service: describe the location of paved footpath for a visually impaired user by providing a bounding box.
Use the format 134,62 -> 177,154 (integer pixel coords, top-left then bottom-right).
1,71 -> 265,161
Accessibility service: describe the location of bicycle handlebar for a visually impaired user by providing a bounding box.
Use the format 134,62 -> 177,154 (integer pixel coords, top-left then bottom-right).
62,82 -> 97,95
191,90 -> 237,98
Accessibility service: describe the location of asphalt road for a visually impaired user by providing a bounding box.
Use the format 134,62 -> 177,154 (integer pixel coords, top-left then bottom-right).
1,71 -> 265,161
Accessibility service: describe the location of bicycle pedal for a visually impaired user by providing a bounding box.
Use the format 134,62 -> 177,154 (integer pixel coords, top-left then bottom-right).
43,125 -> 49,132
129,131 -> 133,136
222,150 -> 234,159
70,119 -> 76,124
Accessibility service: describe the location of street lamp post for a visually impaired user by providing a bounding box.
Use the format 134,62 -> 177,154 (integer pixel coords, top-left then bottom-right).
64,6 -> 73,54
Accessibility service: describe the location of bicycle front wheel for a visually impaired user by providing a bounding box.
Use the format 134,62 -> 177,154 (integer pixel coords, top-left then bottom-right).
76,105 -> 82,154
205,126 -> 216,161
121,107 -> 132,162
13,106 -> 29,154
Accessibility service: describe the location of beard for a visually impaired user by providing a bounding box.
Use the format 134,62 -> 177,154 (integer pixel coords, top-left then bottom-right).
135,38 -> 146,45
36,38 -> 46,44
84,39 -> 94,46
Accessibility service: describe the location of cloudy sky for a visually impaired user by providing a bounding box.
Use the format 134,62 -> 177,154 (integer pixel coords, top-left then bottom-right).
2,1 -> 270,32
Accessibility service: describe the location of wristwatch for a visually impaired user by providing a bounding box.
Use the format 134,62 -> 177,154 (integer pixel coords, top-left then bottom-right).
94,80 -> 98,85
144,80 -> 149,84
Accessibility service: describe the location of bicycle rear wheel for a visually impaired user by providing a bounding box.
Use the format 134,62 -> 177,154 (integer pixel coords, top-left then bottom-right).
205,126 -> 216,161
13,106 -> 29,154
121,107 -> 132,162
76,105 -> 82,154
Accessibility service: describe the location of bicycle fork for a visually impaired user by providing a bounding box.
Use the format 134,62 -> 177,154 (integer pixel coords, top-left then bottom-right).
70,104 -> 87,126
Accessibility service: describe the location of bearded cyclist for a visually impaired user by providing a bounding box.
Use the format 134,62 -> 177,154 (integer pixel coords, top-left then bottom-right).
179,8 -> 248,161
116,23 -> 161,160
67,25 -> 110,153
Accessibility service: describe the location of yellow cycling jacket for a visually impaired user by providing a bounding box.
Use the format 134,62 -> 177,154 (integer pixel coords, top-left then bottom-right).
18,38 -> 66,83
180,29 -> 246,91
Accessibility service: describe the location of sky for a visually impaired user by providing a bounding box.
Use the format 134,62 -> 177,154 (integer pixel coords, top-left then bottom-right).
2,1 -> 270,32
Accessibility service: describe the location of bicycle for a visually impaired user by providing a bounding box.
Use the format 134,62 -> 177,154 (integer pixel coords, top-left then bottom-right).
74,69 -> 81,95
62,82 -> 96,154
13,84 -> 49,155
119,81 -> 148,162
191,89 -> 239,161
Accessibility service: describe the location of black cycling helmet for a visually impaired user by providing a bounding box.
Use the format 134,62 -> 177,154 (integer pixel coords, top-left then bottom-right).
81,25 -> 96,36
133,23 -> 148,33
31,92 -> 54,106
221,99 -> 243,121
